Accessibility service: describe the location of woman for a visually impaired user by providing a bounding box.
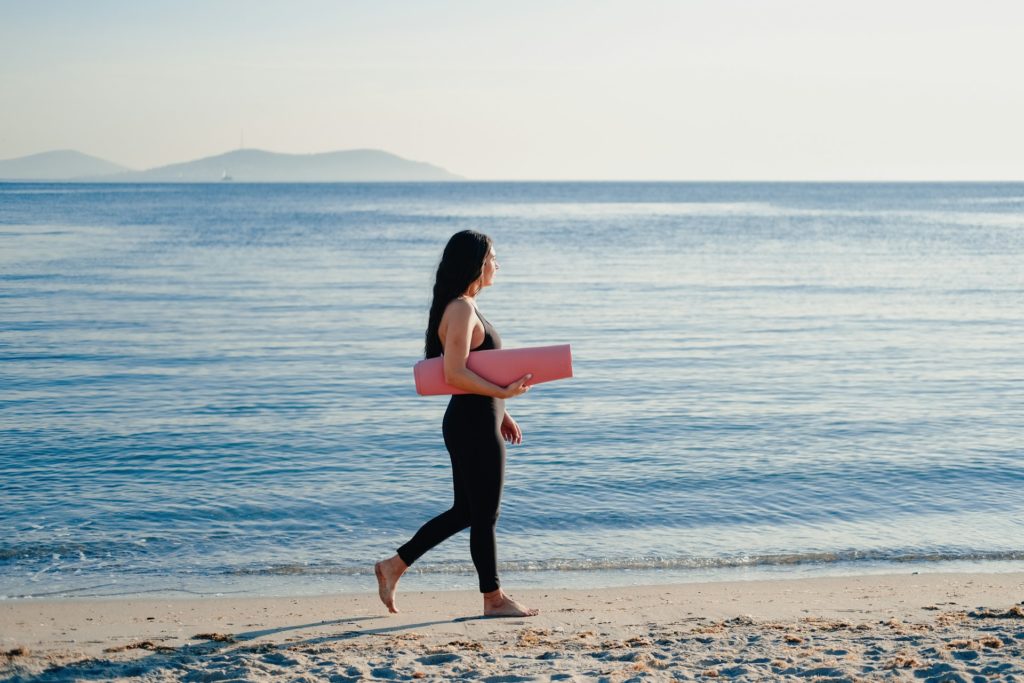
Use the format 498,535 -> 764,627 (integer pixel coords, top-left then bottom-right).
375,230 -> 538,617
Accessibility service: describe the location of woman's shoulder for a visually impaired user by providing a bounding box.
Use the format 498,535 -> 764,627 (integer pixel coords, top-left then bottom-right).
444,297 -> 476,317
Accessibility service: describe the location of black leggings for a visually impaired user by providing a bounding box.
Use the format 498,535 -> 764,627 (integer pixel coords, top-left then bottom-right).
397,394 -> 505,593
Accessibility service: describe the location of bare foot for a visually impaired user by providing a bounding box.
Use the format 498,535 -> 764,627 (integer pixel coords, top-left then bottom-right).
483,589 -> 539,617
374,555 -> 407,614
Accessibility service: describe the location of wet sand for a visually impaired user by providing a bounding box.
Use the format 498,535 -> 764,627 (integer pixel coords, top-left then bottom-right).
2,571 -> 1022,681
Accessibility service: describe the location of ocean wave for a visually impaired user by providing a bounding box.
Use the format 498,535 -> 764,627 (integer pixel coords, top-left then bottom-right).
393,201 -> 1024,229
401,202 -> 778,219
955,196 -> 1024,205
229,549 -> 1024,577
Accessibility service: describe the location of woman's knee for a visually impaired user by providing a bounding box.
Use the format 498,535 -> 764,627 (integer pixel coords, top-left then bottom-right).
471,505 -> 500,528
447,504 -> 472,528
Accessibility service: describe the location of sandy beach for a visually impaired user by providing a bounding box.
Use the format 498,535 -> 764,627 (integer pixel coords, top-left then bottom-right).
2,571 -> 1022,681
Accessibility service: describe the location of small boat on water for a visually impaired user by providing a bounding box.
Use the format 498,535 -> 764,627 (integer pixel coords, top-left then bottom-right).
221,169 -> 233,181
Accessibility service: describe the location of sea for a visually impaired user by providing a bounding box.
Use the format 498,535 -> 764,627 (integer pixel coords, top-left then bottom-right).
2,181 -> 1022,601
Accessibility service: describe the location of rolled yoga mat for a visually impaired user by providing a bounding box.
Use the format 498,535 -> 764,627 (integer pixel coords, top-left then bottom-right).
413,344 -> 573,396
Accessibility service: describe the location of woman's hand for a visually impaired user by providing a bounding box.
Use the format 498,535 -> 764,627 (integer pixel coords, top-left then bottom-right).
501,411 -> 523,445
501,373 -> 532,400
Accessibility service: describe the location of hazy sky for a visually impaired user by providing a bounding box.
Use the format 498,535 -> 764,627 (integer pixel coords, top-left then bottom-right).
2,0 -> 1022,179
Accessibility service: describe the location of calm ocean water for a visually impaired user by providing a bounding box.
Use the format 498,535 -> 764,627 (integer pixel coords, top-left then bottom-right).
2,182 -> 1022,600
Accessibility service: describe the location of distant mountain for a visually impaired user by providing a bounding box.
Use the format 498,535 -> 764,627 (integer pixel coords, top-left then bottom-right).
0,150 -> 132,180
0,148 -> 461,182
110,148 -> 461,182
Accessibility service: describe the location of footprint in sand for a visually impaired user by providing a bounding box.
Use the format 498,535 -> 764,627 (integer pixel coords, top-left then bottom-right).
416,653 -> 461,665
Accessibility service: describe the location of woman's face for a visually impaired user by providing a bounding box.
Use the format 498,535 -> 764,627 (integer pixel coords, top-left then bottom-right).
480,246 -> 499,288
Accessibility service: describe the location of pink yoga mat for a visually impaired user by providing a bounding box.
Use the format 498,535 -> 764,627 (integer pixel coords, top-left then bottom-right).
413,344 -> 573,396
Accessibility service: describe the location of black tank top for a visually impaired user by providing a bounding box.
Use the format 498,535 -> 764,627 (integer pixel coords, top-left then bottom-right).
471,306 -> 501,352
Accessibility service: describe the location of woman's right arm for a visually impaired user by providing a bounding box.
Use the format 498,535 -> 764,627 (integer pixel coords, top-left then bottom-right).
440,299 -> 531,399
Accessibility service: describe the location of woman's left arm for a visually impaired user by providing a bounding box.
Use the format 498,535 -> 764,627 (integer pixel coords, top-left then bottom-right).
501,411 -> 522,445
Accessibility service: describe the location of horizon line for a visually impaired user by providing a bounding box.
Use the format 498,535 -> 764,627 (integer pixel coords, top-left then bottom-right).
3,149 -> 1022,184
4,178 -> 1024,184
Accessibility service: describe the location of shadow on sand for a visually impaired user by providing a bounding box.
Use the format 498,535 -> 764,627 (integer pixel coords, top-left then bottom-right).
7,612 -> 488,682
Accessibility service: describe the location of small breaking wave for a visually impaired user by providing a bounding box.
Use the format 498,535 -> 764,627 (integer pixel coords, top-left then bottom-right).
229,549 -> 1024,577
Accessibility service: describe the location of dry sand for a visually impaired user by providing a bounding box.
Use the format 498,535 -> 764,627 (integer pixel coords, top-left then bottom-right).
2,571 -> 1022,681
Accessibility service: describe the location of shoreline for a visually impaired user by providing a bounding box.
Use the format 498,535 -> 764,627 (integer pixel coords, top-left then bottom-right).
7,557 -> 1024,603
3,570 -> 1022,681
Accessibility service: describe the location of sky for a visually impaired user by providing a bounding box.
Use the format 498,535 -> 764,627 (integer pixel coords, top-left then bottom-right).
1,0 -> 1023,180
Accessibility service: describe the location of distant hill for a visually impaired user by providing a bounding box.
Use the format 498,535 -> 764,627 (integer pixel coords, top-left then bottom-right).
110,148 -> 461,182
0,150 -> 131,180
0,148 -> 461,182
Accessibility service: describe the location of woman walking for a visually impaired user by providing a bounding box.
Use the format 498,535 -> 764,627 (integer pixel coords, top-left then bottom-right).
375,230 -> 538,617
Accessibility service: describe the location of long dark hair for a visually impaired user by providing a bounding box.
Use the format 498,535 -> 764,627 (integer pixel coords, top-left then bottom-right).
425,230 -> 493,358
